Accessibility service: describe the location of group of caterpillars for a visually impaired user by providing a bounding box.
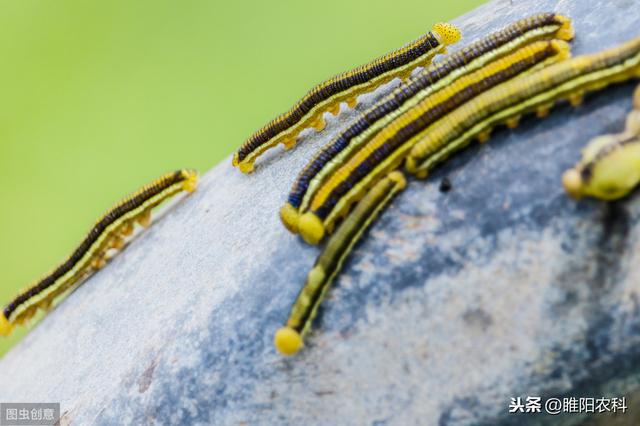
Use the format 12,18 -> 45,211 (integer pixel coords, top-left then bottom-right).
235,12 -> 640,356
2,13 -> 640,359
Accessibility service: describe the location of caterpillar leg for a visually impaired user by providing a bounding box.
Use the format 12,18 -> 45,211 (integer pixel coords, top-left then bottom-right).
110,235 -> 125,250
136,209 -> 152,228
14,307 -> 37,326
477,129 -> 492,143
328,103 -> 341,116
536,103 -> 554,118
91,253 -> 107,270
282,137 -> 297,151
506,116 -> 521,129
311,116 -> 326,132
38,299 -> 53,312
119,221 -> 134,237
415,169 -> 429,179
569,92 -> 584,107
275,171 -> 406,356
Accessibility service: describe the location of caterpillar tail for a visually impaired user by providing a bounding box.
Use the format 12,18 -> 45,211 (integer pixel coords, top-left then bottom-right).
0,313 -> 14,337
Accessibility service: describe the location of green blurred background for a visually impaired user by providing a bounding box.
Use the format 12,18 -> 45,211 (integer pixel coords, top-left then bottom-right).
0,0 -> 486,356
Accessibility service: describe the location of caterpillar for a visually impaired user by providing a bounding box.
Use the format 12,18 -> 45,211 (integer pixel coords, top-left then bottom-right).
563,84 -> 640,200
405,35 -> 640,178
281,13 -> 573,235
274,171 -> 406,356
0,169 -> 199,337
232,22 -> 462,174
297,38 -> 572,244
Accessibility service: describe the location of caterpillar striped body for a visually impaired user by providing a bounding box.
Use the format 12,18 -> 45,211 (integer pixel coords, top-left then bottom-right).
404,36 -> 640,178
274,171 -> 406,356
233,23 -> 462,174
298,38 -> 572,244
0,169 -> 198,337
280,13 -> 573,235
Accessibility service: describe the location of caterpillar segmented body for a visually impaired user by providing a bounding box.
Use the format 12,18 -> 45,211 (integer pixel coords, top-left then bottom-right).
404,36 -> 640,179
274,171 -> 406,356
0,169 -> 199,337
232,22 -> 462,174
563,84 -> 640,200
297,38 -> 572,244
281,13 -> 573,235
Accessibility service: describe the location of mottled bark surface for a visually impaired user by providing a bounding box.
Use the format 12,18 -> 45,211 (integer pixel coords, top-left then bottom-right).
2,1 -> 640,425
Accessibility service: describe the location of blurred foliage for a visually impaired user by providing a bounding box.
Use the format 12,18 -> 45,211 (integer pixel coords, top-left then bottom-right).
0,0 -> 486,356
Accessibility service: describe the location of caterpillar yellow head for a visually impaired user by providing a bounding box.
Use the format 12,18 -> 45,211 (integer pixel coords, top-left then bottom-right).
562,168 -> 584,199
181,169 -> 199,193
555,15 -> 575,41
274,327 -> 303,356
0,313 -> 14,337
299,212 -> 325,245
238,160 -> 255,174
432,22 -> 461,46
280,203 -> 301,234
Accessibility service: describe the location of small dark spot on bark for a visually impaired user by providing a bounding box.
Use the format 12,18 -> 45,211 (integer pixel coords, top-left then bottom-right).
439,177 -> 452,193
462,308 -> 493,329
